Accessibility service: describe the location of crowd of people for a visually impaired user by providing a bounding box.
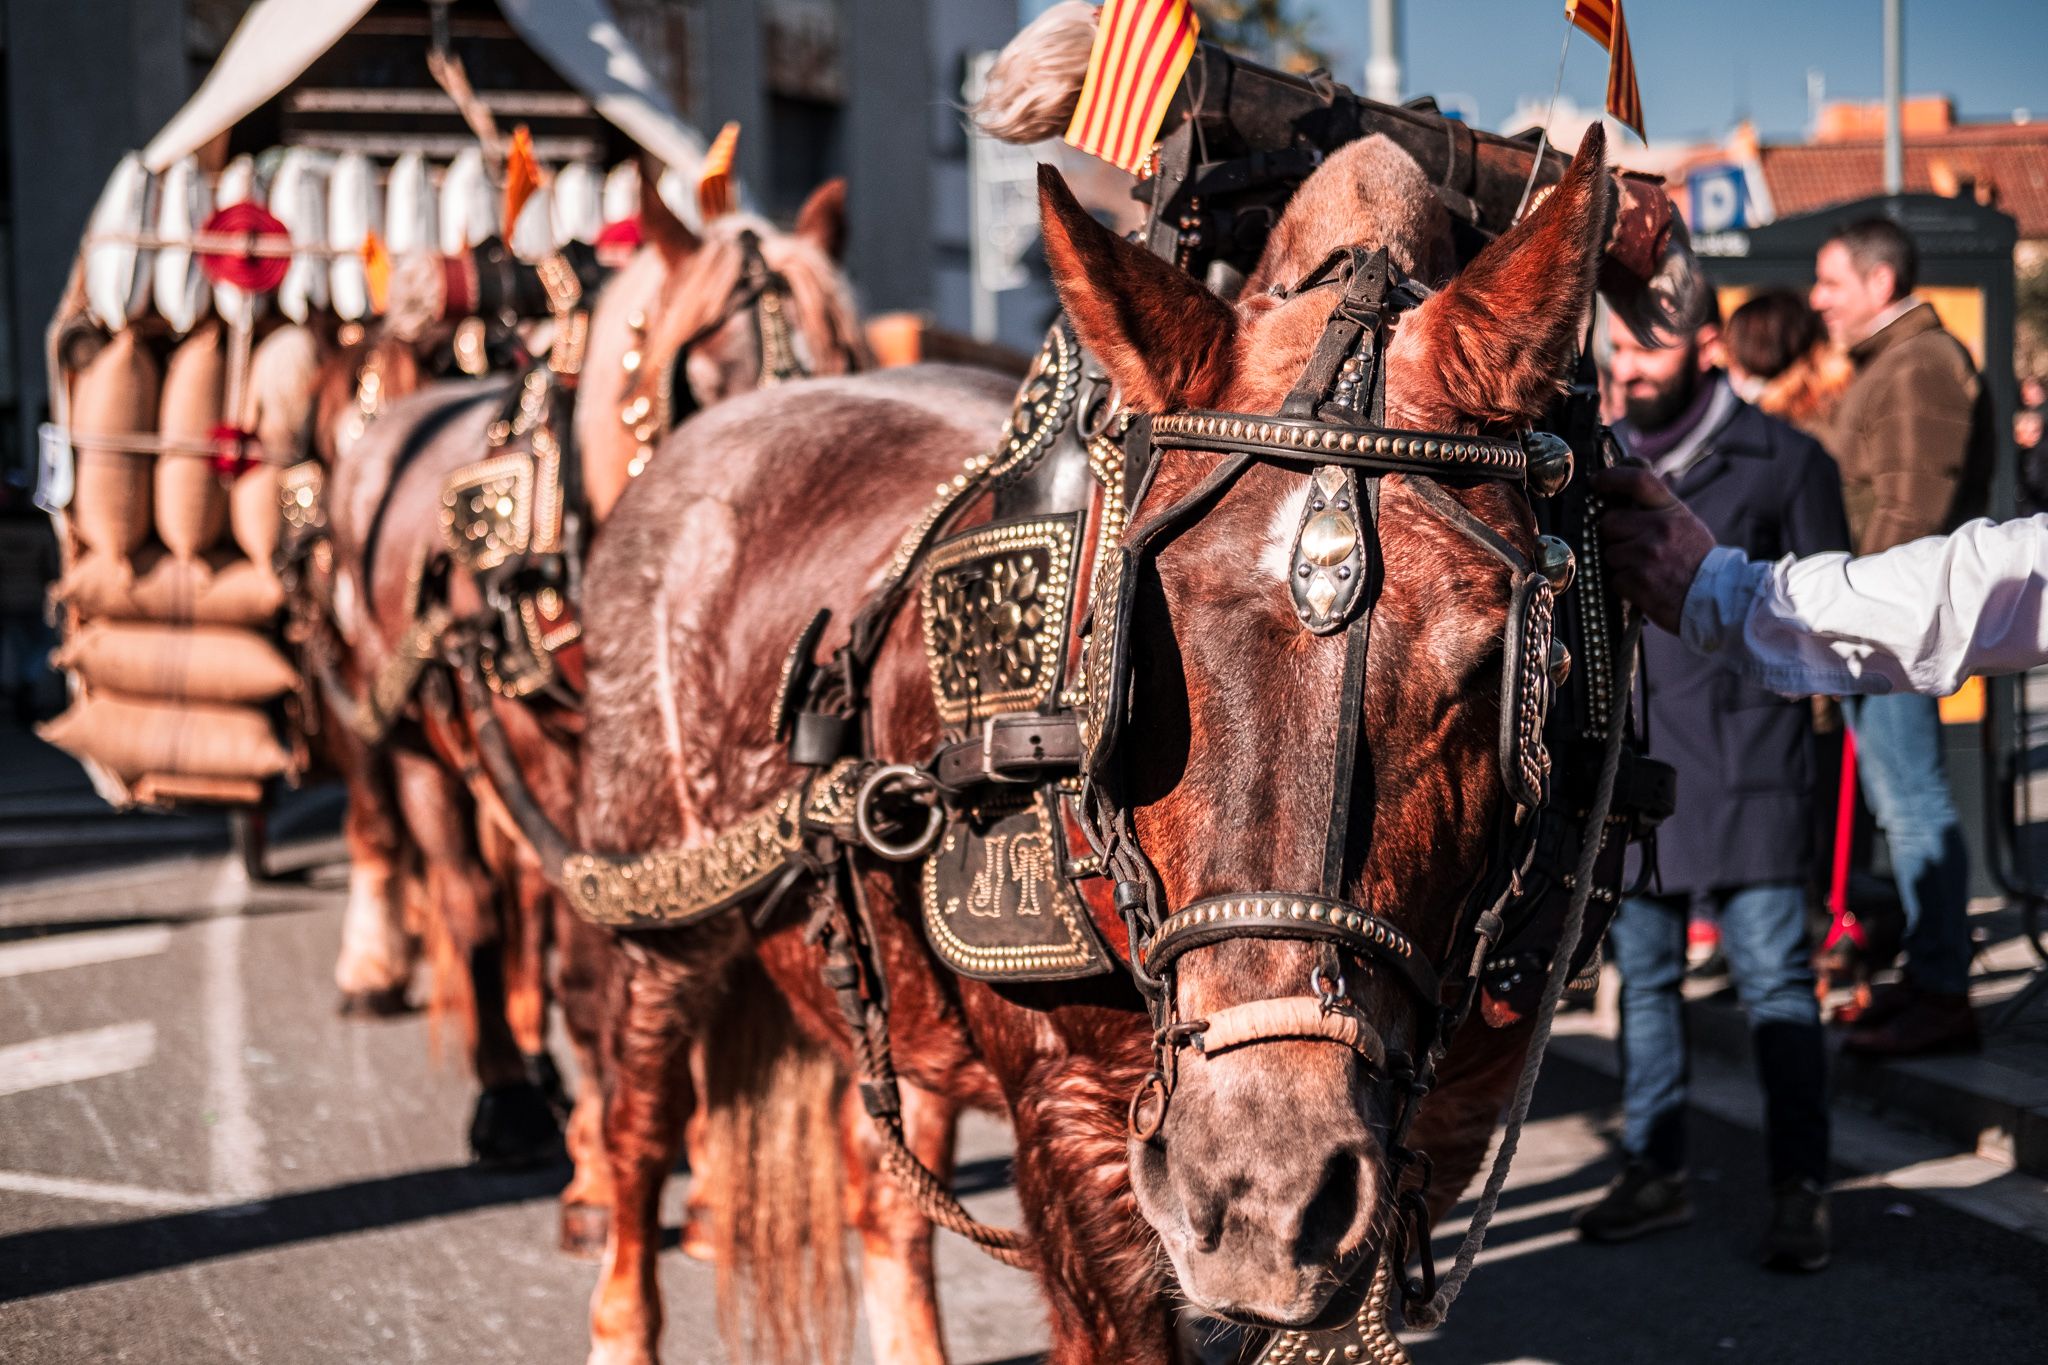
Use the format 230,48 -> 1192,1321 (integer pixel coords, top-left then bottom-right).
1579,217 -> 2005,1274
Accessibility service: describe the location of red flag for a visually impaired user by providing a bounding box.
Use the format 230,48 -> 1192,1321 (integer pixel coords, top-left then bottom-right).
1566,0 -> 1645,141
1063,0 -> 1201,174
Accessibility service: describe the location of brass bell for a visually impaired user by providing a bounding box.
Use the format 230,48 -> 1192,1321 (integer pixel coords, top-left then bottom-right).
1522,431 -> 1575,498
1536,535 -> 1577,592
1548,637 -> 1572,685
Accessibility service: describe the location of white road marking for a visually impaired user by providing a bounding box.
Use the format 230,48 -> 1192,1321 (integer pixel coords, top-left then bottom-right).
202,914 -> 268,1203
0,925 -> 172,979
0,1168 -> 209,1212
0,1021 -> 156,1098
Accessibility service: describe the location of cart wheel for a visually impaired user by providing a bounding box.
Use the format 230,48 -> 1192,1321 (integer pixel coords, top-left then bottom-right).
2025,895 -> 2048,966
230,809 -> 269,884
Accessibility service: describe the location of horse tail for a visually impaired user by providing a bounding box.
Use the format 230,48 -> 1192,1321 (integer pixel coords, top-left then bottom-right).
972,0 -> 1097,144
703,959 -> 853,1365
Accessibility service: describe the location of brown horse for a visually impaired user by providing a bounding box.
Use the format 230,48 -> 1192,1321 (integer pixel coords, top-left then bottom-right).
318,182 -> 863,1183
575,124 -> 1624,1363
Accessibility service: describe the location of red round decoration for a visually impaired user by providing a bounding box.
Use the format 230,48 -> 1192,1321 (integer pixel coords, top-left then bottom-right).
197,202 -> 293,295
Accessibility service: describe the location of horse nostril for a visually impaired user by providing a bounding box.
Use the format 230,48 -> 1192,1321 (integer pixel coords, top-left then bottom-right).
1293,1149 -> 1365,1266
1189,1191 -> 1224,1253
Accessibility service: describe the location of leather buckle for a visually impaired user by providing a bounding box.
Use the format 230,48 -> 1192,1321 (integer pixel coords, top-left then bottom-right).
982,716 -> 1037,784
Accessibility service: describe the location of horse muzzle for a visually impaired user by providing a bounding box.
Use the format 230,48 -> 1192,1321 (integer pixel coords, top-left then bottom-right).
1128,1036 -> 1392,1329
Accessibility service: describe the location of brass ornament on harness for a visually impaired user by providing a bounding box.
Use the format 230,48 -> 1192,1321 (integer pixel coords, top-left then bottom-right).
560,758 -> 866,926
920,515 -> 1079,726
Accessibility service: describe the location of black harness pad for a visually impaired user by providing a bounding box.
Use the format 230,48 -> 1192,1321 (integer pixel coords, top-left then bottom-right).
919,791 -> 1112,981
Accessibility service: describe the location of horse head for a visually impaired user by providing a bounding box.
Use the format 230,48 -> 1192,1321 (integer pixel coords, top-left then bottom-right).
1043,126 -> 1614,1328
577,177 -> 867,520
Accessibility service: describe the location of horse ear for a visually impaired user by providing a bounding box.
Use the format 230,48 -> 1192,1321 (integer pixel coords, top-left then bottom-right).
1389,124 -> 1616,428
794,178 -> 848,261
1039,164 -> 1234,412
639,158 -> 699,267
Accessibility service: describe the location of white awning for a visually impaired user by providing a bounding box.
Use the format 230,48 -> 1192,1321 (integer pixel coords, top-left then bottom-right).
500,0 -> 706,177
141,0 -> 377,171
140,0 -> 707,181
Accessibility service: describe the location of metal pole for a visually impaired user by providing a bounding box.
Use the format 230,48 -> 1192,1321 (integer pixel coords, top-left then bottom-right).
1883,0 -> 1903,194
1366,0 -> 1401,105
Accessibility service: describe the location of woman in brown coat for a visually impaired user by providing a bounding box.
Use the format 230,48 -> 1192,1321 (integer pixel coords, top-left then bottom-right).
1724,288 -> 1852,440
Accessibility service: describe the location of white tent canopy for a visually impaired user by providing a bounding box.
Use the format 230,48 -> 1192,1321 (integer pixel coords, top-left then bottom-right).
139,0 -> 708,180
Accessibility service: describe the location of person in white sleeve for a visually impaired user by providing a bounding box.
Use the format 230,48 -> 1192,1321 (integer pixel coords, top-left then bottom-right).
1597,465 -> 2048,696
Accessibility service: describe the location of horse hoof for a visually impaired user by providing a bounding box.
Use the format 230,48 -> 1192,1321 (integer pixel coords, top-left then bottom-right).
469,1083 -> 564,1169
678,1212 -> 716,1264
559,1201 -> 609,1260
338,985 -> 412,1018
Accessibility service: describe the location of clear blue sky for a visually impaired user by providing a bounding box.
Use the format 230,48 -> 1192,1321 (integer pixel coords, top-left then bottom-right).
1301,0 -> 2046,144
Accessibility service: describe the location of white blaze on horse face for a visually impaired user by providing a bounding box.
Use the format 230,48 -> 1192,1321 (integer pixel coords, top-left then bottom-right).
1259,477 -> 1313,586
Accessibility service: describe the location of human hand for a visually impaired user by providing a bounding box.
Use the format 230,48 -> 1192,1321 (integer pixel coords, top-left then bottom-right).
1592,466 -> 1718,634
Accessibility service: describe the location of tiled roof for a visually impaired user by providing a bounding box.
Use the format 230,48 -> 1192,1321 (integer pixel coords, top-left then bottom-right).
1758,127 -> 2048,238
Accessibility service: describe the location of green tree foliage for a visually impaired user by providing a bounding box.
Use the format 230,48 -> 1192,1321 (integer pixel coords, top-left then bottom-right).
1194,0 -> 1332,76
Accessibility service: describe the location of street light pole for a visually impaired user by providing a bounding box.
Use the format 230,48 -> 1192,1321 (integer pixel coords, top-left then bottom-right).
1366,0 -> 1401,106
1883,0 -> 1903,194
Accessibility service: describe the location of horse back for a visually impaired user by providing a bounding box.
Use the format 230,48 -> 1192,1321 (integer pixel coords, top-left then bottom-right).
579,364 -> 1015,853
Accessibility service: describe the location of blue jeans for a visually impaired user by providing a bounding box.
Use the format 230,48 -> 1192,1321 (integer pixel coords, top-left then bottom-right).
1611,884 -> 1829,1185
1850,692 -> 1973,995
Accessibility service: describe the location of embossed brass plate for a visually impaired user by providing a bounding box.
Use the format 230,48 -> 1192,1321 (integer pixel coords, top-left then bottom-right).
920,514 -> 1080,730
441,451 -> 535,571
920,794 -> 1112,981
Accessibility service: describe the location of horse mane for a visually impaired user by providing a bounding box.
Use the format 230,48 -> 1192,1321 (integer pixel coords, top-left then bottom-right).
972,0 -> 1096,144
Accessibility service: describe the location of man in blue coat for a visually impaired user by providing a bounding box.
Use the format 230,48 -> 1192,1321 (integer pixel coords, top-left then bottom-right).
1577,308 -> 1850,1271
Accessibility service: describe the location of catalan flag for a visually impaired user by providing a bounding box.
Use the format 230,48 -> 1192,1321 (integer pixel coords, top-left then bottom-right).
1566,0 -> 1645,142
697,121 -> 741,222
1063,0 -> 1200,174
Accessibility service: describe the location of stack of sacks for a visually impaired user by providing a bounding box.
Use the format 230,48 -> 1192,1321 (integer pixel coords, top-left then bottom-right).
43,319 -> 309,805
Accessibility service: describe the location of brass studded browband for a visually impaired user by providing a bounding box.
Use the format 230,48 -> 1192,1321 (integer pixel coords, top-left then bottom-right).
1148,412 -> 1528,482
1143,892 -> 1442,1008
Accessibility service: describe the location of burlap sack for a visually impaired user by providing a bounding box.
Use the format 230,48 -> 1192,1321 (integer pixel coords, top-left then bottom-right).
39,693 -> 288,782
230,324 -> 322,562
154,322 -> 227,558
58,548 -> 283,626
56,622 -> 295,704
69,330 -> 161,558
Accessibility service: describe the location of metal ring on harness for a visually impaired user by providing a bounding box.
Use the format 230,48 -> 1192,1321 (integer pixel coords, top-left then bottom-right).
853,763 -> 945,862
1128,1070 -> 1171,1141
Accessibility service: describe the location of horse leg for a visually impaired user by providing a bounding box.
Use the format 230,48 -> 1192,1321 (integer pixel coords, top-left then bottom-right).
677,1043 -> 714,1261
557,903 -> 620,1260
391,748 -> 559,1167
842,1078 -> 953,1365
331,733 -> 414,1016
589,952 -> 693,1365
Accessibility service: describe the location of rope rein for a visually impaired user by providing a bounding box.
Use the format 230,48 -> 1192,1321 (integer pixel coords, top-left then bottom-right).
1405,608 -> 1643,1329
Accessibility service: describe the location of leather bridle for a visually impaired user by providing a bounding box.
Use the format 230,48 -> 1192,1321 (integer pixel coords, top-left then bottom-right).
1076,244 -> 1578,1307
660,229 -> 813,428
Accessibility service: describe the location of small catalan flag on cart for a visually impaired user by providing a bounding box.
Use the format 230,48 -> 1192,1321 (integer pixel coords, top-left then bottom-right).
1565,0 -> 1645,141
1063,0 -> 1200,174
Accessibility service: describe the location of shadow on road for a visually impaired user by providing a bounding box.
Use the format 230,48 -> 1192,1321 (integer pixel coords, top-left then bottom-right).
0,1161 -> 569,1301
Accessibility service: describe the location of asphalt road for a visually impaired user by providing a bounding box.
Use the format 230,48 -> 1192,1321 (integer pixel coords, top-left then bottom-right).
2,857 -> 2044,1365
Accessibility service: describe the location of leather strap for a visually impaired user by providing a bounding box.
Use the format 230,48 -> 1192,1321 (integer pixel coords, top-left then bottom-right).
1149,412 -> 1527,482
1144,893 -> 1442,1008
931,713 -> 1084,793
1197,996 -> 1388,1069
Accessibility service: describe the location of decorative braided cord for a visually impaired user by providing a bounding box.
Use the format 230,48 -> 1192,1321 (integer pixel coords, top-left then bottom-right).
846,997 -> 1035,1269
1403,612 -> 1643,1330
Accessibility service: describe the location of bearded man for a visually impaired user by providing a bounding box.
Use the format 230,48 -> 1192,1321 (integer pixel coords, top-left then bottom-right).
1576,306 -> 1850,1272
